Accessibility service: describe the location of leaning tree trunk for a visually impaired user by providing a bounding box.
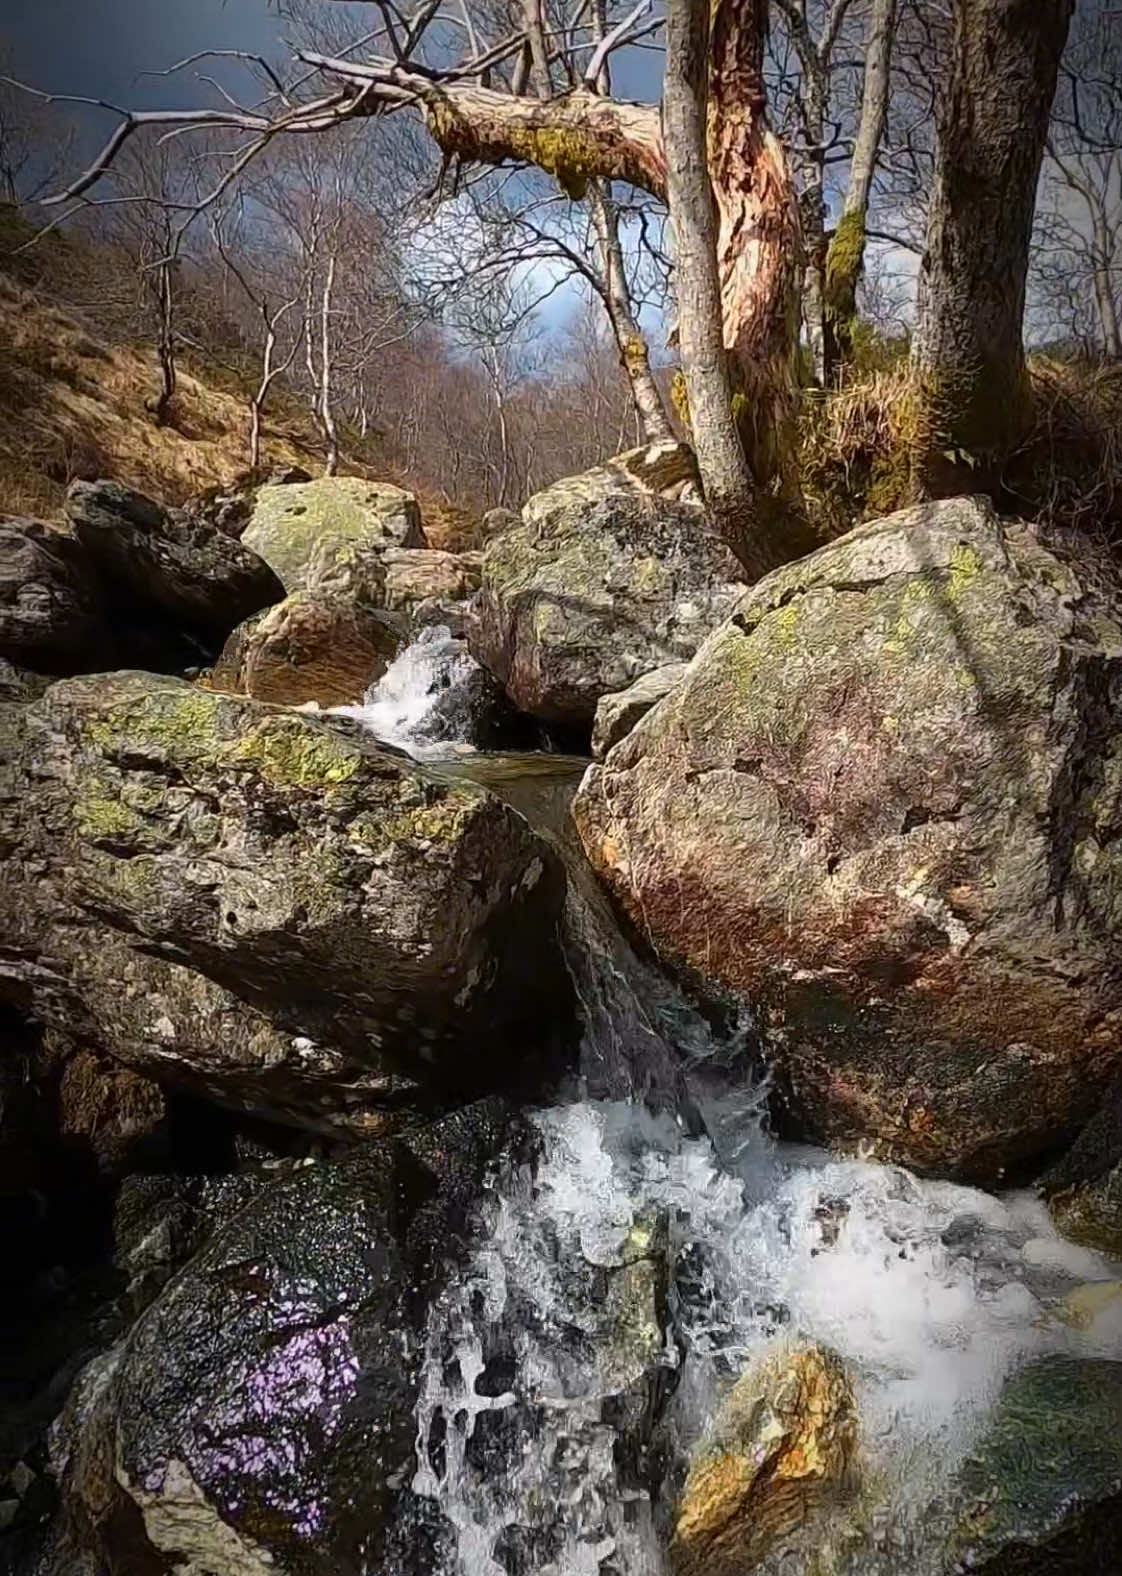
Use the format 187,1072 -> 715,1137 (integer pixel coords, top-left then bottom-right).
664,0 -> 808,575
912,0 -> 1075,494
824,0 -> 895,376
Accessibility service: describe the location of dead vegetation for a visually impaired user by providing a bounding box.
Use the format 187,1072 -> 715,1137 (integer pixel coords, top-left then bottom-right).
801,354 -> 1122,543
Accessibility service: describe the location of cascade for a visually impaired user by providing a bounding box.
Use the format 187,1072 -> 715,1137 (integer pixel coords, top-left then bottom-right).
349,633 -> 1122,1576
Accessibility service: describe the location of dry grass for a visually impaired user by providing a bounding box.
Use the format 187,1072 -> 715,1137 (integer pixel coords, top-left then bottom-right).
800,356 -> 1122,542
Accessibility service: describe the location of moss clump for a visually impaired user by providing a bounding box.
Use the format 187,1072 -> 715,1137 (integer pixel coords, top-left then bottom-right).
824,205 -> 866,350
73,792 -> 139,840
232,718 -> 360,789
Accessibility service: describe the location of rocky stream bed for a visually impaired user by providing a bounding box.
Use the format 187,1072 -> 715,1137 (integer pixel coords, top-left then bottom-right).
2,454 -> 1122,1576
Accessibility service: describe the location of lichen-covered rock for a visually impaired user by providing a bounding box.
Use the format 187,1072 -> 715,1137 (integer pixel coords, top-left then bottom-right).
1,672 -> 571,1128
670,1341 -> 857,1576
65,480 -> 283,649
592,663 -> 687,759
243,477 -> 424,591
946,1358 -> 1122,1573
208,591 -> 406,708
469,476 -> 742,726
56,1112 -> 509,1576
522,439 -> 698,528
0,518 -> 107,673
574,498 -> 1122,1179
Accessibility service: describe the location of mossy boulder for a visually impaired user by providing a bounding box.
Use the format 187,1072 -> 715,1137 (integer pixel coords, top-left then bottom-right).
592,663 -> 687,759
57,1108 -> 513,1576
208,590 -> 406,708
65,480 -> 283,654
1,672 -> 572,1129
243,477 -> 424,592
469,452 -> 741,726
946,1358 -> 1122,1573
574,497 -> 1122,1179
670,1341 -> 857,1576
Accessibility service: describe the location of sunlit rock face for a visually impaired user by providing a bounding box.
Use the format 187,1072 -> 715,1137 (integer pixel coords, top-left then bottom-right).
575,498 -> 1122,1179
242,477 -> 423,592
57,1104 -> 514,1576
1,672 -> 572,1131
670,1341 -> 857,1576
468,445 -> 742,727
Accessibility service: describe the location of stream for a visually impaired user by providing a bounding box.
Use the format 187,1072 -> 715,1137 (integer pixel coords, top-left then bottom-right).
338,631 -> 1122,1576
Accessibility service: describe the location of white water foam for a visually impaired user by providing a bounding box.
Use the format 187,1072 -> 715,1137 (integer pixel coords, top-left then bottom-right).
335,624 -> 481,755
412,1099 -> 1122,1576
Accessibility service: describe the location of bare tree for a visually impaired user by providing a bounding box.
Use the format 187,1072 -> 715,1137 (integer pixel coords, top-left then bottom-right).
824,0 -> 897,372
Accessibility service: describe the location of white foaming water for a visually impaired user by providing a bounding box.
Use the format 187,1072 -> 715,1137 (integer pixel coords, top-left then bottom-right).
412,1099 -> 1122,1576
335,625 -> 481,754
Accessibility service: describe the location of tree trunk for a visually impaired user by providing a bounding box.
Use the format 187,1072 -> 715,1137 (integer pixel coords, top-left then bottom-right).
800,64 -> 829,385
824,0 -> 895,375
912,0 -> 1075,492
320,253 -> 340,477
664,0 -> 763,572
706,0 -> 805,539
151,260 -> 176,426
588,183 -> 675,444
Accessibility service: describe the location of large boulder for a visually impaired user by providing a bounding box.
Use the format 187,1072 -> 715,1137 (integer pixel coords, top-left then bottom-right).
208,591 -> 406,708
243,477 -> 424,591
0,518 -> 106,674
670,1341 -> 856,1576
469,457 -> 742,726
65,481 -> 283,651
946,1358 -> 1122,1573
1,673 -> 571,1130
56,1105 -> 511,1576
574,498 -> 1122,1179
380,546 -> 481,618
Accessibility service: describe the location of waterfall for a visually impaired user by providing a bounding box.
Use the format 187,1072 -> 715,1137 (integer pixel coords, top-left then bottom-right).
340,637 -> 1122,1576
336,624 -> 487,754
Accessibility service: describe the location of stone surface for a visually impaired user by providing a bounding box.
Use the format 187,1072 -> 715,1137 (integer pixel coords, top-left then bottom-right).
57,1105 -> 512,1576
522,440 -> 698,529
208,591 -> 406,708
670,1341 -> 856,1576
243,477 -> 423,591
380,546 -> 481,617
592,663 -> 688,760
0,672 -> 572,1131
946,1358 -> 1122,1574
1042,1073 -> 1122,1256
470,477 -> 742,726
574,498 -> 1122,1179
0,518 -> 106,674
65,481 -> 283,650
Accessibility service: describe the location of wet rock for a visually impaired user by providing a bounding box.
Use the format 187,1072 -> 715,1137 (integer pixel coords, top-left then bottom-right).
243,476 -> 423,591
574,498 -> 1122,1180
0,659 -> 53,702
1042,1073 -> 1122,1256
0,519 -> 106,674
65,481 -> 283,654
470,465 -> 742,726
670,1341 -> 857,1576
208,591 -> 406,708
57,1112 -> 512,1576
592,663 -> 688,759
946,1357 -> 1122,1573
1,672 -> 572,1128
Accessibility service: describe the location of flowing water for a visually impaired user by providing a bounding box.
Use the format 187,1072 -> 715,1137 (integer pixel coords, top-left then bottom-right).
345,632 -> 1122,1576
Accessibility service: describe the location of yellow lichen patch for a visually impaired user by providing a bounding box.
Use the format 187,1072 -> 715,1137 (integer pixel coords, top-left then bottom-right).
670,1342 -> 857,1576
947,542 -> 983,600
231,718 -> 360,790
72,792 -> 139,840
